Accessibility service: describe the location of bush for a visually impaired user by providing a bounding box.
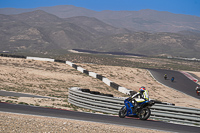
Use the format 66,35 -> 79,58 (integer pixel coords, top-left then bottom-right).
18,102 -> 29,105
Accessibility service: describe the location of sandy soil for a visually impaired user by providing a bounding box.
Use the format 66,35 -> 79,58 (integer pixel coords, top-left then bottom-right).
0,112 -> 168,133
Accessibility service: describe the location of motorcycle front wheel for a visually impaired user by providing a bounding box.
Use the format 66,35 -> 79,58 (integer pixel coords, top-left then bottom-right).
138,107 -> 151,120
119,106 -> 127,118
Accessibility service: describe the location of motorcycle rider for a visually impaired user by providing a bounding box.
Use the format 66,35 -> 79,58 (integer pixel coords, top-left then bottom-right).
171,77 -> 175,82
130,86 -> 149,113
164,74 -> 167,80
196,86 -> 200,95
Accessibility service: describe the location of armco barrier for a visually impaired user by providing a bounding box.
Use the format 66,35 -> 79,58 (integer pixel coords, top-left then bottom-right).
69,87 -> 123,114
69,87 -> 200,126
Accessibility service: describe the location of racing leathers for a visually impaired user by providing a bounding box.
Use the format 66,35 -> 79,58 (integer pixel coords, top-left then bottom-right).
164,74 -> 167,80
131,90 -> 149,113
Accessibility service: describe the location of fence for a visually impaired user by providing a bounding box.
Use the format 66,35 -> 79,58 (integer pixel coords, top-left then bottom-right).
69,87 -> 200,126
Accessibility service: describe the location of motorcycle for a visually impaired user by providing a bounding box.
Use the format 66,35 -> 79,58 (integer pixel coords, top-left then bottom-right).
119,97 -> 155,120
171,77 -> 174,82
164,74 -> 167,80
196,86 -> 200,96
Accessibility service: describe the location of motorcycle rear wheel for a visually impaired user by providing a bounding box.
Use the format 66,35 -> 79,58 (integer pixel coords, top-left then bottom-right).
138,107 -> 151,120
119,106 -> 127,118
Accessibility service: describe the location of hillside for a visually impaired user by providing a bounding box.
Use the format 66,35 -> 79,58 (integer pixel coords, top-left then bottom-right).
0,11 -> 96,55
0,9 -> 200,58
64,16 -> 131,37
88,32 -> 200,58
0,10 -> 131,55
1,5 -> 200,32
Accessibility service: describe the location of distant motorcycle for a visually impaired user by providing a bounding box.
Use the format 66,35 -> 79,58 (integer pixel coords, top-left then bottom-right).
119,97 -> 155,120
164,74 -> 167,80
196,86 -> 200,96
171,77 -> 174,82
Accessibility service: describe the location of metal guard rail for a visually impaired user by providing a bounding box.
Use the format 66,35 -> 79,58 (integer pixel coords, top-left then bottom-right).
69,87 -> 200,126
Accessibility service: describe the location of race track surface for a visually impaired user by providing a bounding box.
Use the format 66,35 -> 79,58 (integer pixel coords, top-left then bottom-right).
0,102 -> 199,133
148,69 -> 200,99
0,90 -> 51,98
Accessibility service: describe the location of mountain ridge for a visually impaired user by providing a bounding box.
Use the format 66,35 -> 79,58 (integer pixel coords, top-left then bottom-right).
0,8 -> 200,58
1,5 -> 200,32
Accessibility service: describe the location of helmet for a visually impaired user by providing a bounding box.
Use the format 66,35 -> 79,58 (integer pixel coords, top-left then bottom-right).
139,86 -> 146,91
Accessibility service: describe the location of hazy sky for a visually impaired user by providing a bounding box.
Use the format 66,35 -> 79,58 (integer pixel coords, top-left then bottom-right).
0,0 -> 200,17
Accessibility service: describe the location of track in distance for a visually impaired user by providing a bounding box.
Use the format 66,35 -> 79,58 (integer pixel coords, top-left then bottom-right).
148,68 -> 200,99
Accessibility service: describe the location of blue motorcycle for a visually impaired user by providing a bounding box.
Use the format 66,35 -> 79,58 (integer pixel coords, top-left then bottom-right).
171,77 -> 174,82
119,97 -> 155,120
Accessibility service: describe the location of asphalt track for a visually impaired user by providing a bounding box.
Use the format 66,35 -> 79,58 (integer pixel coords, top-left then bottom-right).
148,68 -> 200,99
0,90 -> 50,98
0,102 -> 199,133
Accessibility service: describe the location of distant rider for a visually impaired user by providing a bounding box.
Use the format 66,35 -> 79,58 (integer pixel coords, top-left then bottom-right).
195,86 -> 200,90
196,86 -> 200,95
171,77 -> 174,82
130,86 -> 149,113
164,74 -> 167,80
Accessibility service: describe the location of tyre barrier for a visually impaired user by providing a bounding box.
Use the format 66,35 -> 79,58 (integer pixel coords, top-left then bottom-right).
0,54 -> 26,59
80,89 -> 91,93
80,89 -> 113,97
101,93 -> 114,97
69,87 -> 200,126
90,91 -> 101,95
69,87 -> 123,114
